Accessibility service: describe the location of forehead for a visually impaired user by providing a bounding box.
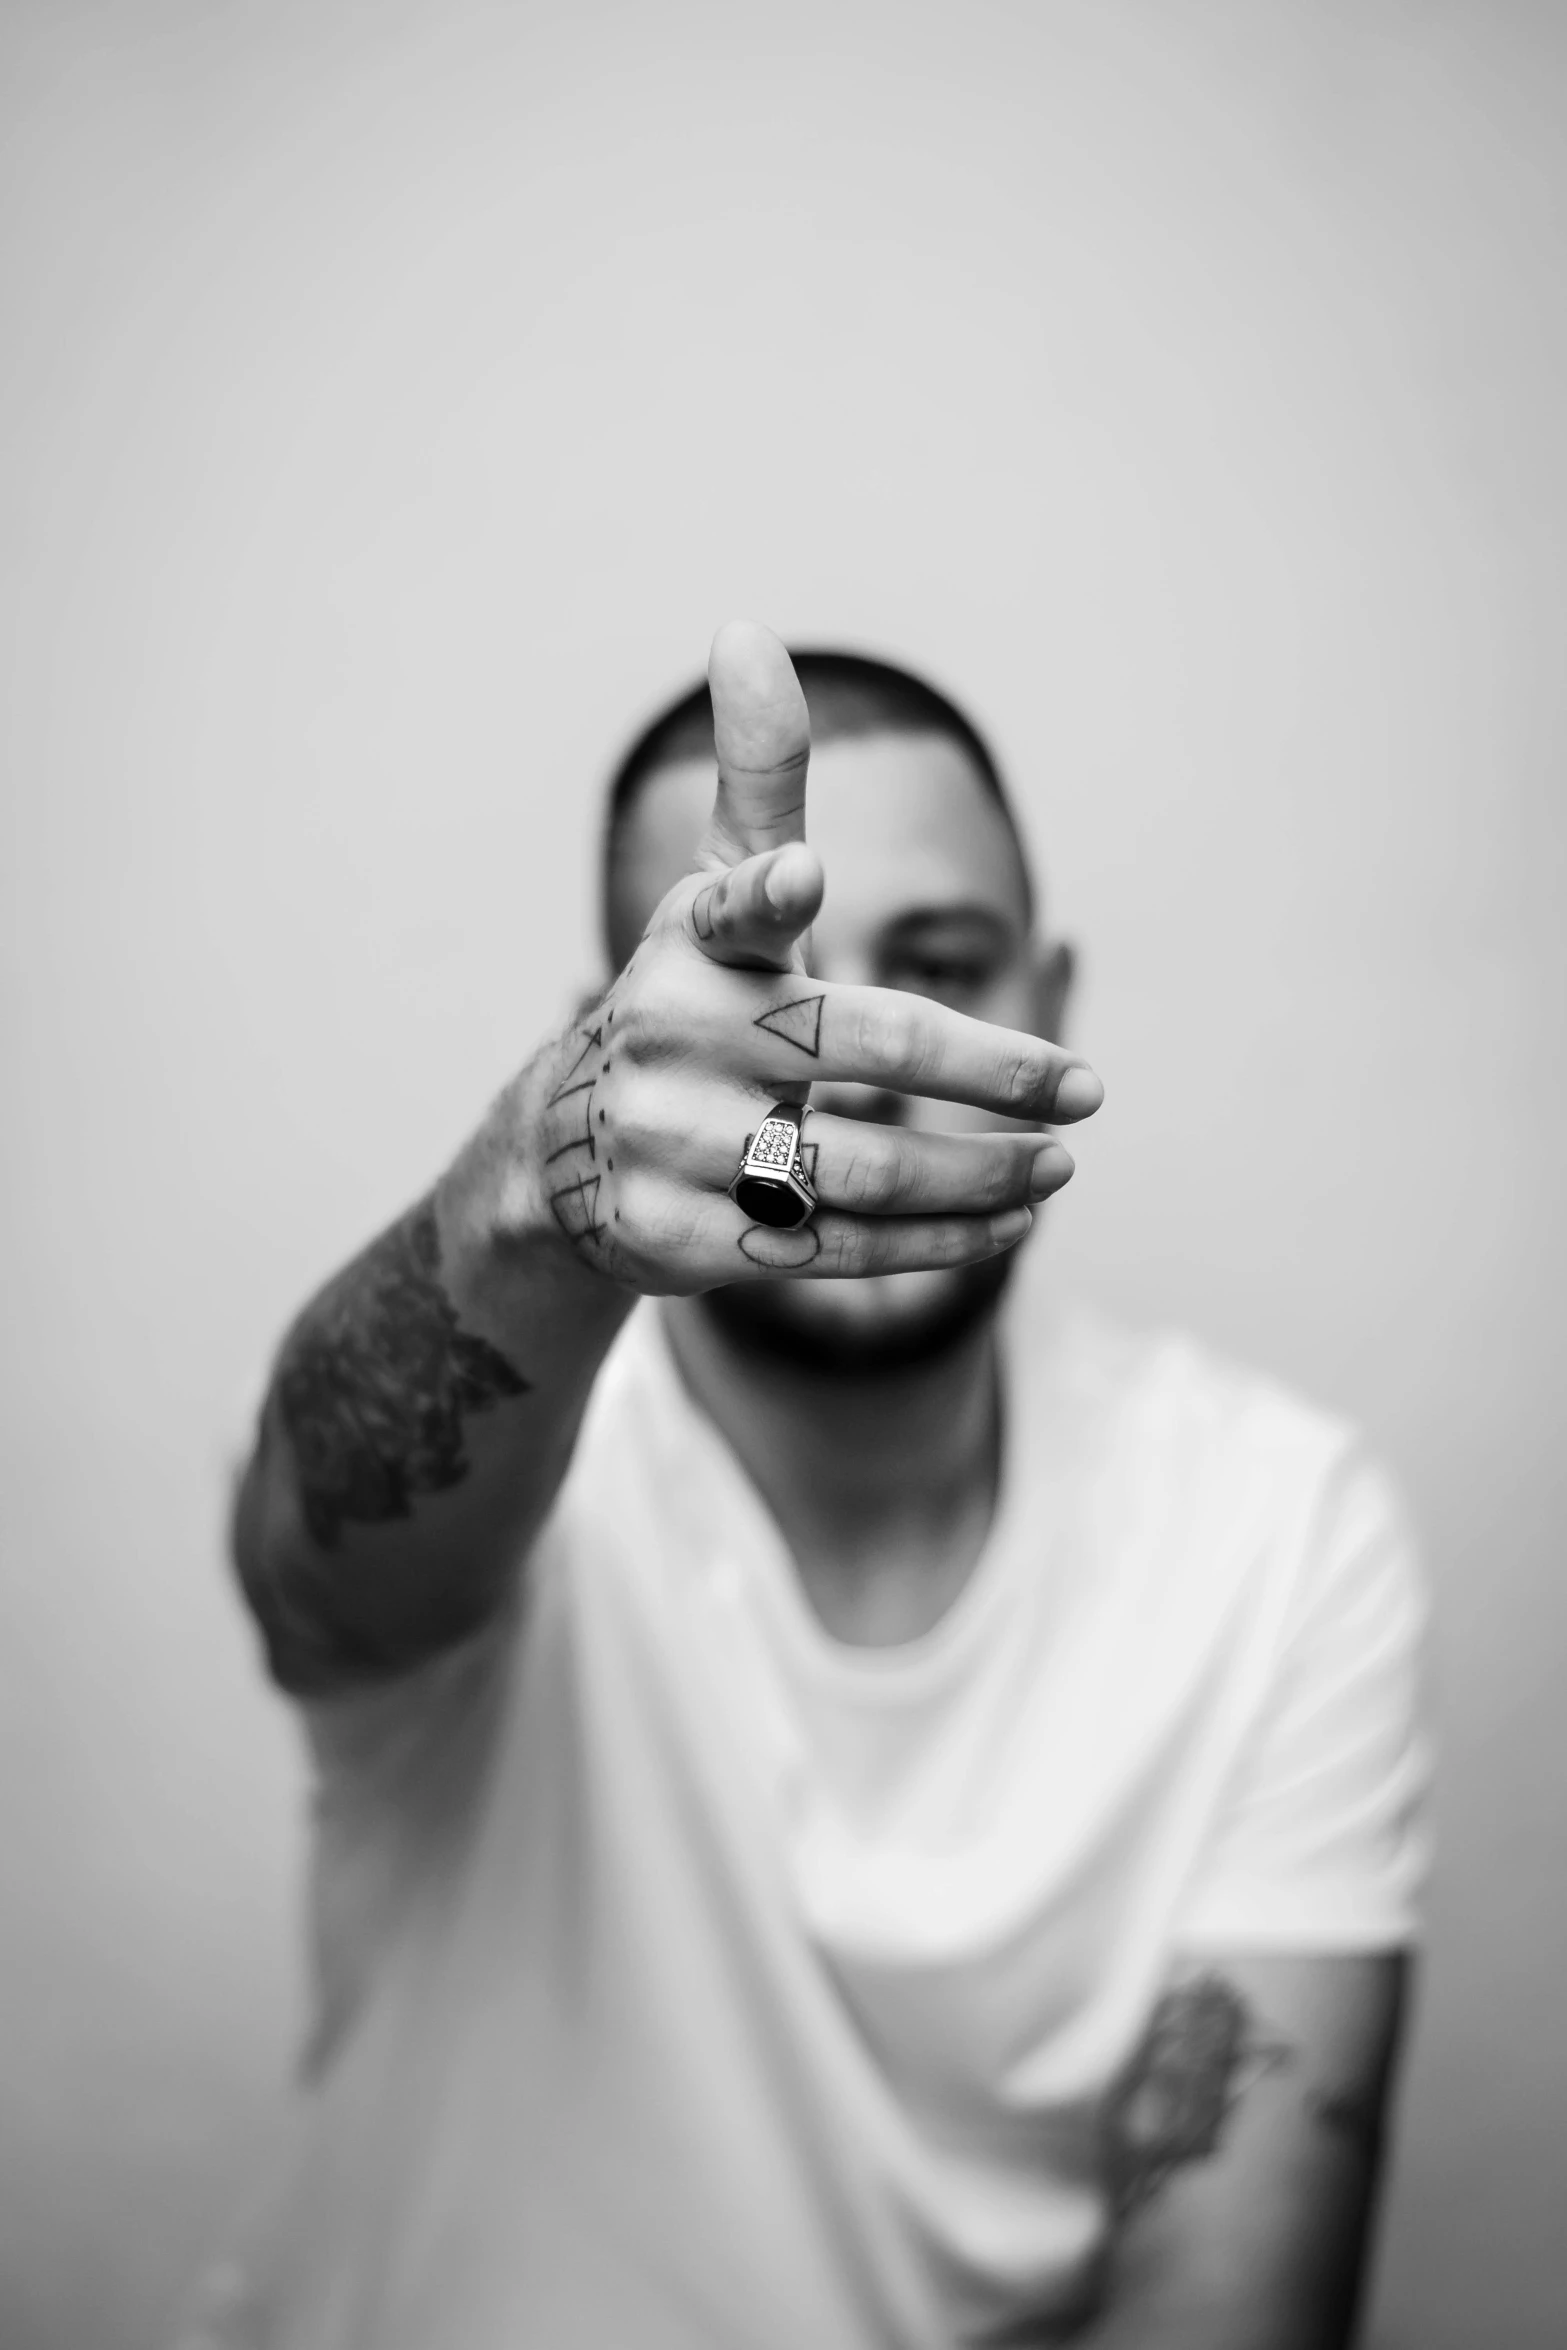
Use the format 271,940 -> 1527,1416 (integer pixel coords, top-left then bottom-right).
616,730 -> 1032,940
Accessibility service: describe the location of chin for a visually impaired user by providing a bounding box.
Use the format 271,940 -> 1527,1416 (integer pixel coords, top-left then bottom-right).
699,1253 -> 1018,1378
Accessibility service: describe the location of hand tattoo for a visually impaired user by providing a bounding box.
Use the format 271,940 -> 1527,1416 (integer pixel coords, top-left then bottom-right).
752,991 -> 824,1057
544,1014 -> 610,1250
737,1222 -> 823,1267
276,1197 -> 528,1549
540,988 -> 635,1262
1105,1972 -> 1293,2221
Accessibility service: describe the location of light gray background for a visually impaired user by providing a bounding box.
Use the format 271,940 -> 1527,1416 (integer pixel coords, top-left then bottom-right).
3,4 -> 1563,2345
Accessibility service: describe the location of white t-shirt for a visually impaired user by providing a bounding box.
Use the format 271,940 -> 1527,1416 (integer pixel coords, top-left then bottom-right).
182,1281 -> 1429,2350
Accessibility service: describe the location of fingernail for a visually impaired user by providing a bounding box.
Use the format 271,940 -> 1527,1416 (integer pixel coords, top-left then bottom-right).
1052,1064 -> 1104,1120
988,1206 -> 1033,1247
1029,1144 -> 1073,1201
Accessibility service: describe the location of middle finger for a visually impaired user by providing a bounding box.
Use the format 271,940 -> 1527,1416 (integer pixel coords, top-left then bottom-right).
709,977 -> 1104,1123
793,1114 -> 1074,1217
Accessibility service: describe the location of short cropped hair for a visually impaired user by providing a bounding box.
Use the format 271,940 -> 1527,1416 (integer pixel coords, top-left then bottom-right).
600,648 -> 1033,964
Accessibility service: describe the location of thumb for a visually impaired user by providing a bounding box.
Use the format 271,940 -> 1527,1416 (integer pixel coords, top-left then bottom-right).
702,620 -> 811,865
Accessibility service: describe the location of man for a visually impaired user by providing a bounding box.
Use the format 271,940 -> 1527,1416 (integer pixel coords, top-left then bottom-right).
200,624 -> 1427,2349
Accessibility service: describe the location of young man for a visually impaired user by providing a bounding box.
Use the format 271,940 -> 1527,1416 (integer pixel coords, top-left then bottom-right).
201,625 -> 1427,2349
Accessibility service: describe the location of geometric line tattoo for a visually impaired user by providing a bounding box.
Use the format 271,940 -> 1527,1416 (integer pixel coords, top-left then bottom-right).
545,1024 -> 604,1105
545,1007 -> 612,1254
275,1196 -> 529,1548
752,992 -> 824,1058
549,1171 -> 603,1241
544,1087 -> 597,1166
737,1221 -> 822,1268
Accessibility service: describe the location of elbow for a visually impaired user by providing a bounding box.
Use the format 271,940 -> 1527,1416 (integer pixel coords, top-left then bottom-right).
227,1416 -> 343,1697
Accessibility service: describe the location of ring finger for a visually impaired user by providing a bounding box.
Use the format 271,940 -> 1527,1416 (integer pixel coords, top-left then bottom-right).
695,1106 -> 1074,1216
807,1112 -> 1073,1216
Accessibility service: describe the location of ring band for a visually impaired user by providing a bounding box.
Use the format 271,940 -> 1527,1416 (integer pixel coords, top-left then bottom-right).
729,1101 -> 818,1231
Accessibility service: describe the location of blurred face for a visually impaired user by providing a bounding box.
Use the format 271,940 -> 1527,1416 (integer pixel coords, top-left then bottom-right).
612,728 -> 1073,1371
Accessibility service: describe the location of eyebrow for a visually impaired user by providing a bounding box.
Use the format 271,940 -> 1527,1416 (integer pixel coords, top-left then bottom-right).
876,903 -> 1019,943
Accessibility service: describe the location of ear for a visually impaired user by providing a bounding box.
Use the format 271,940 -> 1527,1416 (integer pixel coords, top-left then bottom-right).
1029,937 -> 1077,1046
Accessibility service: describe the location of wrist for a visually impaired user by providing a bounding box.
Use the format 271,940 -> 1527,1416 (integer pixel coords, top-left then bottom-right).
434,1037 -> 635,1353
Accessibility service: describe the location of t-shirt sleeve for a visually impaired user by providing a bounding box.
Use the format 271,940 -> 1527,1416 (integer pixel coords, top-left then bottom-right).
295,1614 -> 516,2073
1175,1447 -> 1433,1953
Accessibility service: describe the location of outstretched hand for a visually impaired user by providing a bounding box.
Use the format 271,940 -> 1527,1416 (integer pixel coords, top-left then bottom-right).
533,622 -> 1102,1293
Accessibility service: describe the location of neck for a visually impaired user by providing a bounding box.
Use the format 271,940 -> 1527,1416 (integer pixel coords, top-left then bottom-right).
660,1296 -> 1003,1647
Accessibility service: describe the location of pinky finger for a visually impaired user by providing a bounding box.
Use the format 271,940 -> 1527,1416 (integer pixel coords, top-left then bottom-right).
736,1204 -> 1033,1277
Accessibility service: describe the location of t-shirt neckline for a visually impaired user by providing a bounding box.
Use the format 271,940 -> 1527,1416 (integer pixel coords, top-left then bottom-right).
644,1289 -> 1056,1698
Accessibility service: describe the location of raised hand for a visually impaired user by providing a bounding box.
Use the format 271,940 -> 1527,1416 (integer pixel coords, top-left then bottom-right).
531,622 -> 1102,1294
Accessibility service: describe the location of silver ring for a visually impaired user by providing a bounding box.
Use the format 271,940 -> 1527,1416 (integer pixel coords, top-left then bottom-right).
729,1101 -> 818,1231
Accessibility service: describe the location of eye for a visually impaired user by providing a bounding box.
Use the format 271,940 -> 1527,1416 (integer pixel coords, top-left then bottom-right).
886,953 -> 997,1003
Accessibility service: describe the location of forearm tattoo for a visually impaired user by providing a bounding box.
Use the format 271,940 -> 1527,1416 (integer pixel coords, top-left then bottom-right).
1105,1972 -> 1293,2222
275,1196 -> 528,1548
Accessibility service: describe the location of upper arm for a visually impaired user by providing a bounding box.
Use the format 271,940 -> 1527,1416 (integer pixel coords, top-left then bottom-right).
1084,1448 -> 1430,2347
1176,1450 -> 1432,1960
1098,1947 -> 1412,2350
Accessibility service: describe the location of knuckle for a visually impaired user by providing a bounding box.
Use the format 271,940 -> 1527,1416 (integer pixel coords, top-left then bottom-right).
608,1168 -> 654,1242
919,1219 -> 973,1271
856,1217 -> 904,1274
841,1143 -> 902,1214
607,1084 -> 662,1160
839,994 -> 877,1068
858,992 -> 921,1088
691,878 -> 723,940
608,996 -> 651,1063
828,1226 -> 872,1276
980,1146 -> 1024,1207
887,1000 -> 934,1087
620,1173 -> 700,1258
997,1043 -> 1044,1113
707,871 -> 748,937
620,962 -> 694,1065
812,1216 -> 865,1275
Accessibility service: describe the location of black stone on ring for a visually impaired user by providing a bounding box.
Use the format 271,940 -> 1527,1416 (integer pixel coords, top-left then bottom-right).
729,1102 -> 818,1231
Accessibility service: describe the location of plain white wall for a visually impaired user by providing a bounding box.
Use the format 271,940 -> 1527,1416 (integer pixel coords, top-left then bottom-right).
3,3 -> 1563,2344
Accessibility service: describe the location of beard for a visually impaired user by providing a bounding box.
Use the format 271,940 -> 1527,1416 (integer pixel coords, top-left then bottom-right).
697,1248 -> 1020,1380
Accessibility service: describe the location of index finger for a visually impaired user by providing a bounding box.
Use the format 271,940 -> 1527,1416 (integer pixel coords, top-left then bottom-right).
740,979 -> 1105,1123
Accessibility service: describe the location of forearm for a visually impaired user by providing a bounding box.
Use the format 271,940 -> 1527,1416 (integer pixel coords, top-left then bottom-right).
233,1033 -> 633,1693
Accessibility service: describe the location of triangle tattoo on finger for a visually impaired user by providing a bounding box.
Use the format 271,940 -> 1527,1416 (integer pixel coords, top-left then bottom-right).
752,993 -> 824,1058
